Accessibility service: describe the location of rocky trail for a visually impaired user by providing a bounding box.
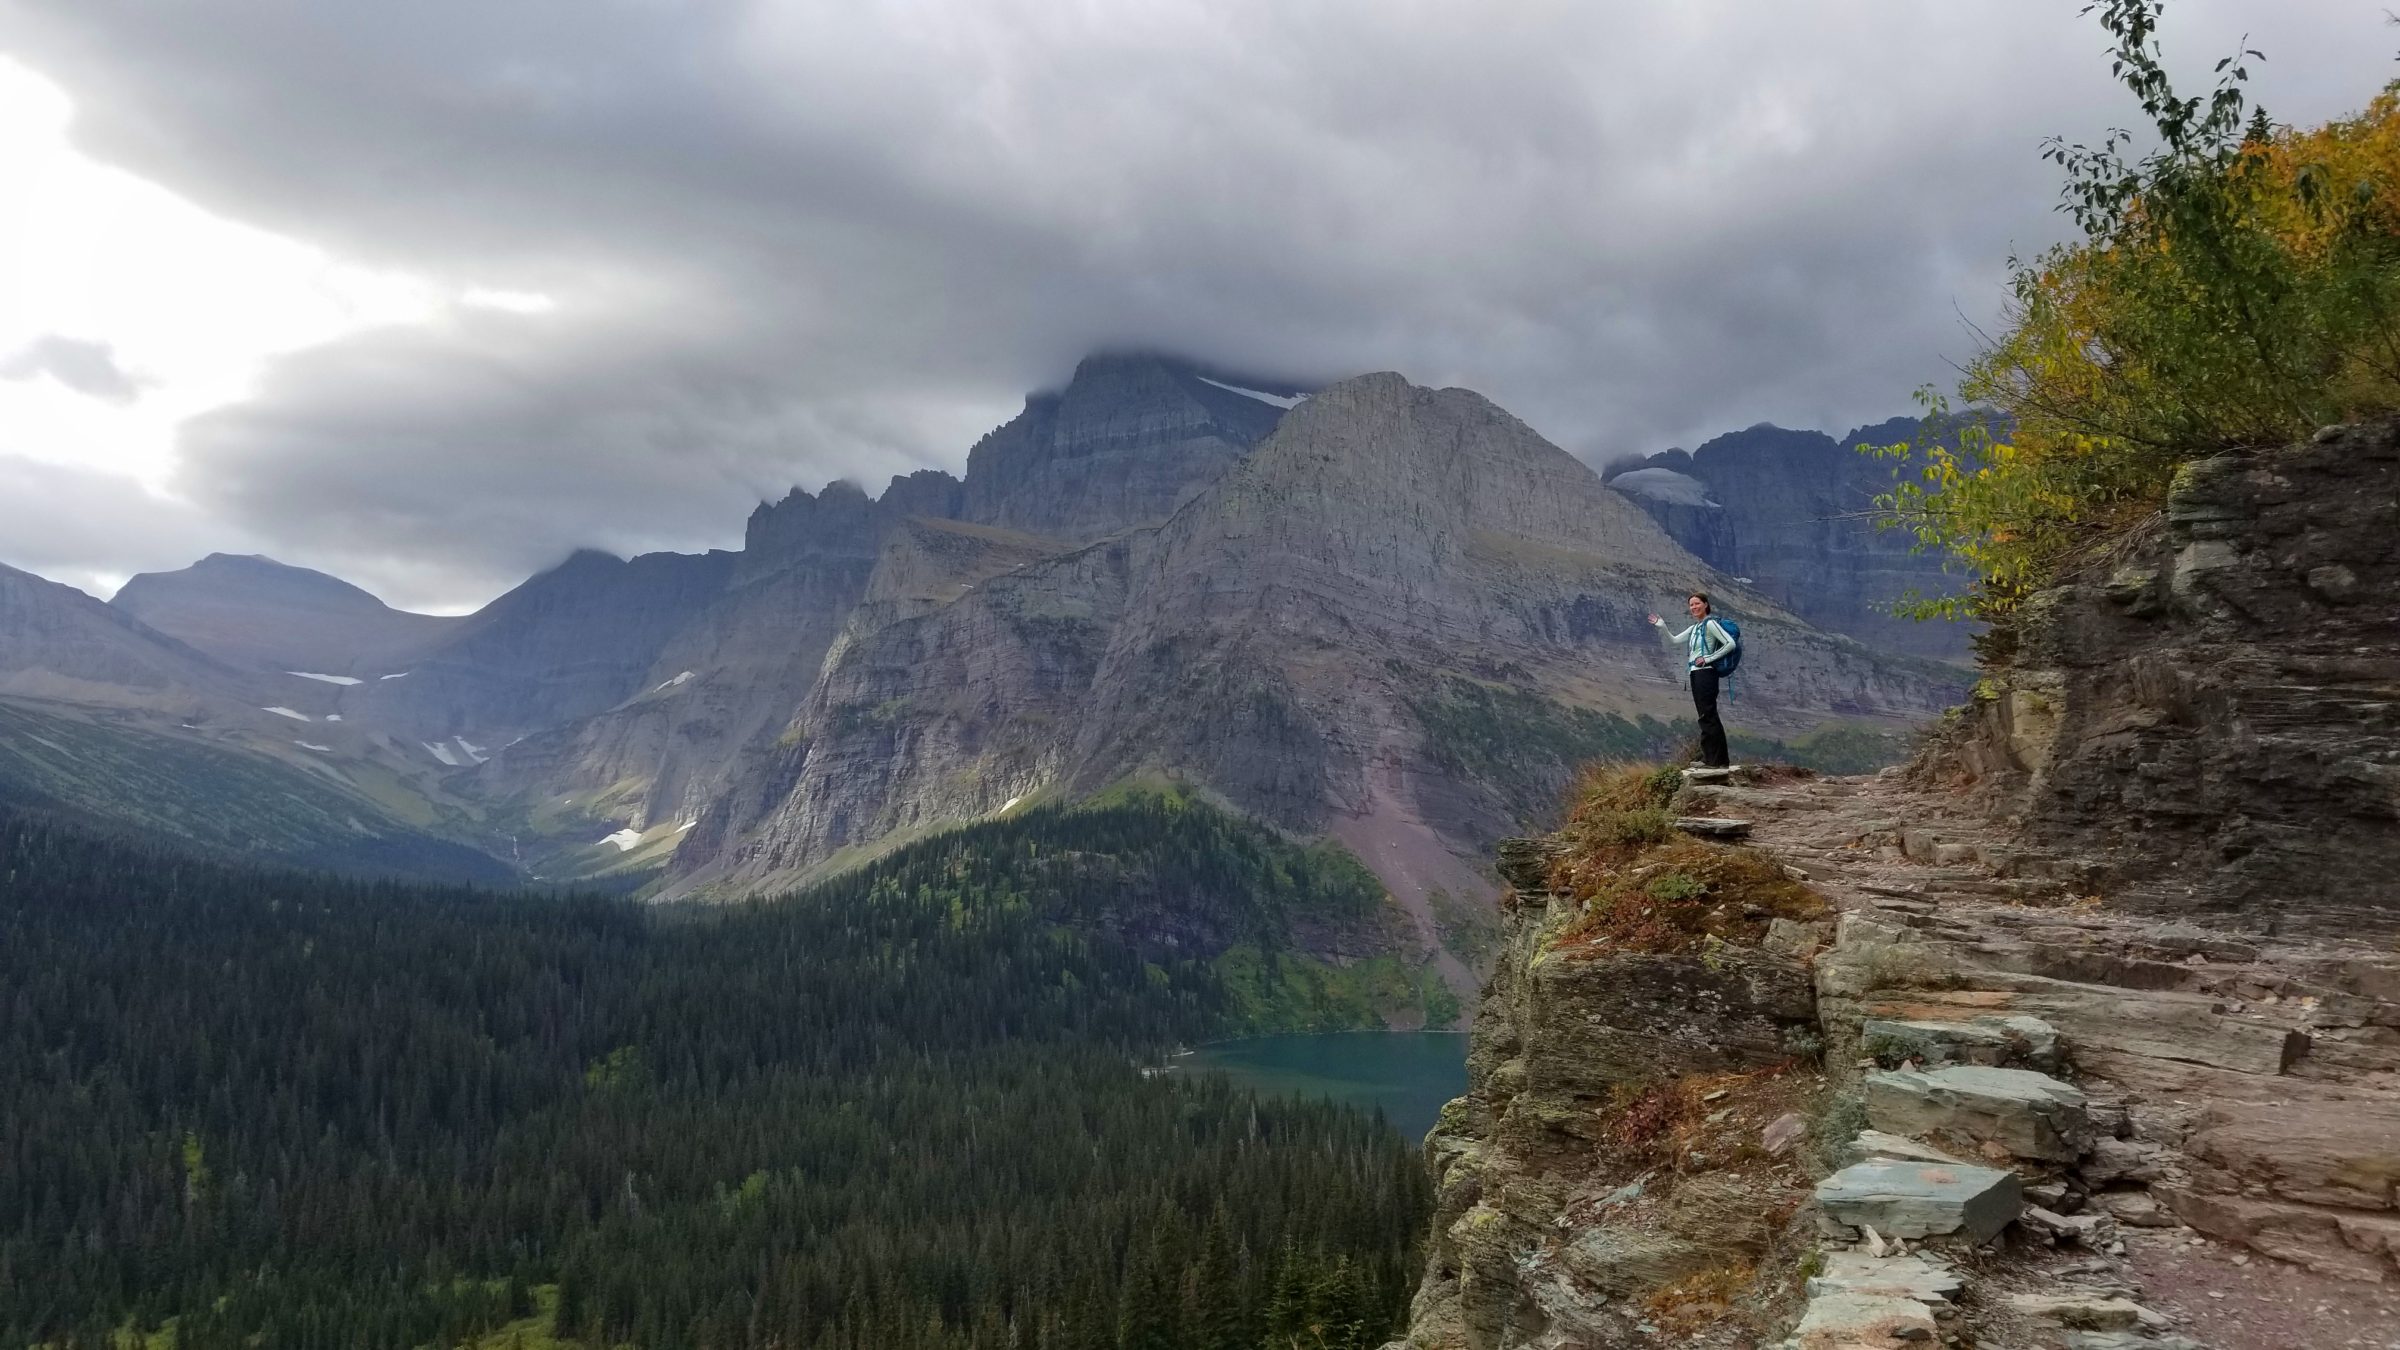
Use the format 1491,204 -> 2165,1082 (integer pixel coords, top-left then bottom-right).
1394,763 -> 2400,1350
1390,406 -> 2399,1350
1720,766 -> 2400,1348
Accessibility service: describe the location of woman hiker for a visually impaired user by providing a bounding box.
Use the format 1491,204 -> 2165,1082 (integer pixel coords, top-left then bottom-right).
1649,592 -> 1737,769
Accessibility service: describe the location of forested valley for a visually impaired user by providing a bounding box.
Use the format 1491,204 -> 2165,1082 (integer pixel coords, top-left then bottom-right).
0,793 -> 1434,1350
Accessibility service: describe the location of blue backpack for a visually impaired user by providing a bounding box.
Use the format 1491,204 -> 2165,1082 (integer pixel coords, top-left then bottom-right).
1709,618 -> 1743,676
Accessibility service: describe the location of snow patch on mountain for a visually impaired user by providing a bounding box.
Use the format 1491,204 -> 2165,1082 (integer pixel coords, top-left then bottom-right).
1608,467 -> 1719,508
1197,376 -> 1305,409
288,671 -> 363,686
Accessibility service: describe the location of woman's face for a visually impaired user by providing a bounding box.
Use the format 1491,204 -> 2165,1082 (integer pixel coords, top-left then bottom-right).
1686,596 -> 1708,620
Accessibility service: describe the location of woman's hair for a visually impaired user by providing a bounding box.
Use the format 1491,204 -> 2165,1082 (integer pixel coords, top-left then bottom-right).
1687,591 -> 1711,612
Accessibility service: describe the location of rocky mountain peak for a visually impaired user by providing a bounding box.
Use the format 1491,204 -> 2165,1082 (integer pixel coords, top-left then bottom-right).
1210,371 -> 1693,567
109,552 -> 454,675
116,552 -> 400,619
879,468 -> 968,523
957,351 -> 1300,542
739,480 -> 893,572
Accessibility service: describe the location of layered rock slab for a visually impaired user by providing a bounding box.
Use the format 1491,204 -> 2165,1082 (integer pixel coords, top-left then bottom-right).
1814,1159 -> 2023,1243
1864,1065 -> 2096,1163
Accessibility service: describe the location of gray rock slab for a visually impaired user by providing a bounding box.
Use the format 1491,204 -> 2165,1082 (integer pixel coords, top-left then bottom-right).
1815,1159 -> 2022,1243
1860,1013 -> 2061,1070
1789,1290 -> 1939,1348
1865,1065 -> 2096,1162
2021,1204 -> 2118,1245
1805,1250 -> 1963,1305
1983,973 -> 2306,1078
1673,815 -> 1752,838
2078,1136 -> 2166,1185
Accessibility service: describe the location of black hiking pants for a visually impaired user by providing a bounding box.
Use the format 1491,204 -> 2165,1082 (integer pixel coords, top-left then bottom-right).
1689,667 -> 1729,768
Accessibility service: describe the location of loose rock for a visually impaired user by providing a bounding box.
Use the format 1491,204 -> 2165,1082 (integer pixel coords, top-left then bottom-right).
1864,1065 -> 2096,1162
1815,1159 -> 2023,1243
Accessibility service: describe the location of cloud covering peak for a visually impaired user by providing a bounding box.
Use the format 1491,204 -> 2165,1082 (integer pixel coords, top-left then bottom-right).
0,0 -> 2387,609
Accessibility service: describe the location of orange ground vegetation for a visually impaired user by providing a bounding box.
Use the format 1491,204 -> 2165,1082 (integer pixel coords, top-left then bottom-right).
1542,763 -> 1827,954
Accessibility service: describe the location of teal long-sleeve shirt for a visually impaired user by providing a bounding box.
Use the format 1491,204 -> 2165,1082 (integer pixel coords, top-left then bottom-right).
1660,617 -> 1736,670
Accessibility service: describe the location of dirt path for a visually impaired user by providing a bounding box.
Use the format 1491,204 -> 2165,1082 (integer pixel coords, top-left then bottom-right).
1700,766 -> 2400,1348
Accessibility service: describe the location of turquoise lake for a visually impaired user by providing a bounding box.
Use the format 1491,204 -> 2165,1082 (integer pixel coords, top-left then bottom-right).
1171,1032 -> 1471,1141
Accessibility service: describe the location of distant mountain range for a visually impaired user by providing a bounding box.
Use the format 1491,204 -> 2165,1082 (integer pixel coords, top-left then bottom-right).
0,352 -> 1970,969
1604,419 -> 1974,661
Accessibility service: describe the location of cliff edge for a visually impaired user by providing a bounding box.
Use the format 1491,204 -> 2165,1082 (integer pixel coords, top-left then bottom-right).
1388,419 -> 2400,1349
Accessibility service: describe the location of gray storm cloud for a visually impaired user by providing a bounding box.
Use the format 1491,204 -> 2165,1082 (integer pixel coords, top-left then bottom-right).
0,0 -> 2389,609
1,335 -> 144,405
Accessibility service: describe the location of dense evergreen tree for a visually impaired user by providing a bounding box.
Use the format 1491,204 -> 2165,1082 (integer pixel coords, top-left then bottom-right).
0,797 -> 1428,1349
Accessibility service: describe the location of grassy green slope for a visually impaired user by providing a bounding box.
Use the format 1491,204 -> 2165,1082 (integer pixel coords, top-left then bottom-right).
0,701 -> 513,884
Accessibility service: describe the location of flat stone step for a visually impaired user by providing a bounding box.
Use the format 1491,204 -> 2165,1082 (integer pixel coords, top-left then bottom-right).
1815,1159 -> 2022,1243
1860,1013 -> 2061,1071
1673,816 -> 1752,839
1864,1065 -> 2096,1162
1804,1249 -> 1963,1305
1787,1291 -> 1938,1349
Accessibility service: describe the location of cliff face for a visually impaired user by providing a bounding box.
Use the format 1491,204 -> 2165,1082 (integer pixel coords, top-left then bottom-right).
957,353 -> 1291,541
471,479 -> 947,830
1403,798 -> 1826,1348
1607,420 -> 1975,663
341,547 -> 738,745
680,522 -> 1129,890
1928,418 -> 2400,934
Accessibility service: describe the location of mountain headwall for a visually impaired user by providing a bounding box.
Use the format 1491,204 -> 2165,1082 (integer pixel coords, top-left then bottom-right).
958,353 -> 1291,541
1925,417 -> 2400,933
1606,420 -> 1974,663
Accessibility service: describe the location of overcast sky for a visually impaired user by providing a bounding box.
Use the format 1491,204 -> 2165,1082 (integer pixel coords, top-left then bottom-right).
0,1 -> 2388,612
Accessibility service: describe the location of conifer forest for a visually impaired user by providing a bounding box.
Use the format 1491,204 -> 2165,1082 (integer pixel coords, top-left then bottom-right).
0,799 -> 1431,1349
